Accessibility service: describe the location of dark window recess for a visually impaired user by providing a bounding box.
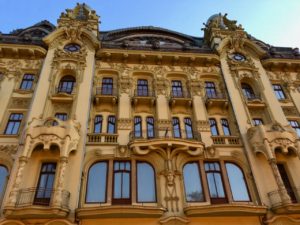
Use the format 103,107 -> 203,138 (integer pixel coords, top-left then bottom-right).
277,164 -> 297,203
172,117 -> 181,138
221,119 -> 231,136
53,113 -> 68,126
113,161 -> 131,204
204,162 -> 227,204
107,116 -> 116,134
94,115 -> 103,133
4,113 -> 23,135
137,79 -> 149,96
101,78 -> 113,95
58,76 -> 75,94
134,116 -> 142,138
147,117 -> 155,138
272,84 -> 286,100
209,119 -> 219,136
34,163 -> 56,206
20,74 -> 34,90
172,80 -> 183,97
205,82 -> 217,98
241,83 -> 256,99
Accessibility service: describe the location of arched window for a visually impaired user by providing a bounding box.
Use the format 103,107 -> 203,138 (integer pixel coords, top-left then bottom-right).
209,118 -> 219,136
137,162 -> 156,202
146,117 -> 155,138
172,117 -> 181,138
221,119 -> 231,136
58,75 -> 76,94
86,162 -> 108,203
183,162 -> 204,202
241,83 -> 255,99
137,79 -> 149,96
107,116 -> 116,134
225,163 -> 250,201
134,116 -> 142,137
0,165 -> 8,200
184,118 -> 193,139
94,115 -> 103,133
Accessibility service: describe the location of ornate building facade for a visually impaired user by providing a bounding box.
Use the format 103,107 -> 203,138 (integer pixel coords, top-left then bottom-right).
0,4 -> 300,225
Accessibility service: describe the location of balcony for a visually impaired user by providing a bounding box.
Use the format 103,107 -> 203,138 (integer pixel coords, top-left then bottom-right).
245,94 -> 265,108
94,87 -> 118,105
4,188 -> 70,219
132,89 -> 155,106
205,92 -> 228,109
169,90 -> 192,107
184,203 -> 267,217
87,133 -> 118,144
211,136 -> 241,146
50,87 -> 76,103
268,187 -> 300,214
129,129 -> 204,155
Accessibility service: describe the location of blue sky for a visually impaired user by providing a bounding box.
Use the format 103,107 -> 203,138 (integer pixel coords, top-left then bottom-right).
0,0 -> 300,48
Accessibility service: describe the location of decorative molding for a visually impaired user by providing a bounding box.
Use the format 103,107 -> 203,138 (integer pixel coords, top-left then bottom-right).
196,120 -> 210,132
0,145 -> 18,156
117,118 -> 132,130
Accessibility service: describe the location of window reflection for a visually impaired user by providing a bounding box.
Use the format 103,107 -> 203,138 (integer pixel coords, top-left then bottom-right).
183,162 -> 204,202
225,163 -> 250,201
86,162 -> 107,203
137,162 -> 156,202
113,161 -> 131,204
0,165 -> 7,201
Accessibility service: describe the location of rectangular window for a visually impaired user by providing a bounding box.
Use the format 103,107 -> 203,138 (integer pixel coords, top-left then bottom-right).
252,118 -> 263,126
221,119 -> 231,136
172,117 -> 181,138
184,118 -> 194,139
289,120 -> 300,137
272,84 -> 286,100
20,74 -> 34,90
204,162 -> 227,204
146,117 -> 155,138
4,113 -> 23,135
137,79 -> 149,96
134,116 -> 142,138
101,78 -> 113,95
53,113 -> 68,126
94,115 -> 103,133
209,119 -> 219,136
277,164 -> 297,203
205,82 -> 217,98
113,161 -> 131,204
107,116 -> 116,134
171,80 -> 183,97
34,163 -> 56,206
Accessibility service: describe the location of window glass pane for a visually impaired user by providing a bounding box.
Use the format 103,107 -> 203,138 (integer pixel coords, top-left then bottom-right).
173,117 -> 181,138
0,166 -> 7,198
183,162 -> 204,202
147,117 -> 155,138
184,118 -> 193,139
214,173 -> 225,197
102,78 -> 113,95
207,173 -> 218,197
241,83 -> 255,99
107,116 -> 116,133
172,80 -> 183,97
226,163 -> 250,201
114,173 -> 121,199
289,120 -> 300,137
86,162 -> 107,203
58,76 -> 75,94
209,119 -> 219,136
134,117 -> 142,137
137,162 -> 156,202
252,118 -> 263,126
122,173 -> 130,198
137,79 -> 148,96
221,119 -> 231,136
5,113 -> 23,135
272,84 -> 286,100
205,82 -> 217,98
94,116 -> 103,133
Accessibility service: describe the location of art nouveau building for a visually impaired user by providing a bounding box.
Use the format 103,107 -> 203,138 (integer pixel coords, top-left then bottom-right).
0,4 -> 300,225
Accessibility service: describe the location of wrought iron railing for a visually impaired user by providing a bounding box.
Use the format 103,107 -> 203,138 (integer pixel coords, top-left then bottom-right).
133,89 -> 155,97
87,133 -> 118,143
129,129 -> 201,142
268,187 -> 300,208
211,136 -> 240,145
14,188 -> 70,208
95,87 -> 118,96
170,90 -> 191,98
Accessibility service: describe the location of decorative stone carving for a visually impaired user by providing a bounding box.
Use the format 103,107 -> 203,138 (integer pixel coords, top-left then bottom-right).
196,120 -> 210,132
8,98 -> 31,109
118,75 -> 132,94
157,119 -> 172,130
0,145 -> 18,156
117,118 -> 132,130
155,77 -> 168,95
189,79 -> 202,96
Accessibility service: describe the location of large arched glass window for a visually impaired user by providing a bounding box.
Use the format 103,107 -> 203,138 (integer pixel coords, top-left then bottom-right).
183,162 -> 204,202
86,162 -> 108,203
225,163 -> 250,201
137,162 -> 156,202
58,75 -> 76,94
0,166 -> 8,200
